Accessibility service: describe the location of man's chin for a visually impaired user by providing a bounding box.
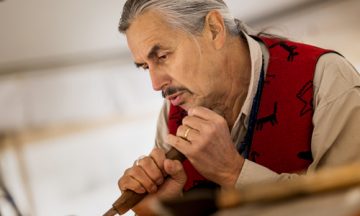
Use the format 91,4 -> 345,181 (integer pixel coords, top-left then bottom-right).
178,100 -> 202,111
174,97 -> 204,111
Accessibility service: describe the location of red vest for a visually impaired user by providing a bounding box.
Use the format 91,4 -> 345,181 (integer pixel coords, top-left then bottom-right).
168,37 -> 334,191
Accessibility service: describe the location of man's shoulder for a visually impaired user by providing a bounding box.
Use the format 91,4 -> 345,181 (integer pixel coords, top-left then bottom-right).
313,53 -> 360,108
316,53 -> 360,87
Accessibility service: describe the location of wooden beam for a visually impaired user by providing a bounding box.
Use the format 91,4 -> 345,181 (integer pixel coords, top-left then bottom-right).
247,0 -> 348,26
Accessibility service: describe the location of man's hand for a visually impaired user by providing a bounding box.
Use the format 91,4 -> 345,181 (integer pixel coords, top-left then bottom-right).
167,106 -> 244,187
118,148 -> 187,215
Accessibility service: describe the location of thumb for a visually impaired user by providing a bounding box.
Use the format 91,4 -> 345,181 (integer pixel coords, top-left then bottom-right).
164,159 -> 187,186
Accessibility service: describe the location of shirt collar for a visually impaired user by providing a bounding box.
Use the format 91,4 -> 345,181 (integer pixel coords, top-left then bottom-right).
231,33 -> 264,132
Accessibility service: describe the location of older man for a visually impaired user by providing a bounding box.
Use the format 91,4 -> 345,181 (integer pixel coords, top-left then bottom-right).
117,0 -> 360,214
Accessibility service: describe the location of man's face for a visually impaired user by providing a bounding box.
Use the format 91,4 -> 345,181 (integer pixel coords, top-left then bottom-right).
126,10 -> 226,111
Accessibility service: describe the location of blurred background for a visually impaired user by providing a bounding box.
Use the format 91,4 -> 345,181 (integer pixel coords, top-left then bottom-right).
0,0 -> 359,215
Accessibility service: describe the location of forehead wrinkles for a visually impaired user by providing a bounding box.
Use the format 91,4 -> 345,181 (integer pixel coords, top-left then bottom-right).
126,11 -> 174,62
133,35 -> 158,62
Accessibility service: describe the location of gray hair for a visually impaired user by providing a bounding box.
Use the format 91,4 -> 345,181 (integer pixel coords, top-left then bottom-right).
119,0 -> 248,36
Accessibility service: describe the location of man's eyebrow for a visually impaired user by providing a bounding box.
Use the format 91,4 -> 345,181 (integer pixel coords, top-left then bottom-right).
147,44 -> 161,59
134,44 -> 162,68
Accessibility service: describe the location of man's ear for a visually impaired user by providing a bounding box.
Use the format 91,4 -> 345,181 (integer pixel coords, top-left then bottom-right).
204,10 -> 226,49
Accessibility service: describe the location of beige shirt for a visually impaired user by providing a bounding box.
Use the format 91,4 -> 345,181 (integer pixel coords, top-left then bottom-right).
154,34 -> 360,188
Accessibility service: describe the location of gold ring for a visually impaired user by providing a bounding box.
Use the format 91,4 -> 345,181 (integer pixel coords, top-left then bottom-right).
184,128 -> 191,140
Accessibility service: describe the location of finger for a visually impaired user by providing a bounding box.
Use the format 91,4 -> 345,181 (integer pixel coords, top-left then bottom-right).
142,149 -> 165,185
133,155 -> 146,166
137,156 -> 164,186
176,125 -> 186,138
182,116 -> 207,132
188,106 -> 222,121
126,166 -> 158,193
164,159 -> 187,185
166,134 -> 190,155
176,125 -> 199,141
118,171 -> 146,194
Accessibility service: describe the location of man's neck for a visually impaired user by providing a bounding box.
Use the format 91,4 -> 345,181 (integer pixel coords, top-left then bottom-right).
216,36 -> 252,129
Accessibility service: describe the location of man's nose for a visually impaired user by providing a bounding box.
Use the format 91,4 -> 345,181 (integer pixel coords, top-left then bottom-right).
149,67 -> 169,91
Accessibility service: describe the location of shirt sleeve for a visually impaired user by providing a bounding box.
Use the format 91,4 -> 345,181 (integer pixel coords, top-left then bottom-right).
235,53 -> 360,188
310,53 -> 360,169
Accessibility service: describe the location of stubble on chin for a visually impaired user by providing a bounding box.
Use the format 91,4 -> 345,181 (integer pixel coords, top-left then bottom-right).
187,97 -> 226,118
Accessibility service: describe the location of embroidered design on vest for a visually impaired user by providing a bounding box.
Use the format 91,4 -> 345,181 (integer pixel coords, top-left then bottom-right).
297,151 -> 313,161
256,102 -> 278,131
296,80 -> 314,117
269,41 -> 299,62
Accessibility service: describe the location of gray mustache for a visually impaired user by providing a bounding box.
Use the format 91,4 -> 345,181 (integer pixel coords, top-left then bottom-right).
162,87 -> 190,98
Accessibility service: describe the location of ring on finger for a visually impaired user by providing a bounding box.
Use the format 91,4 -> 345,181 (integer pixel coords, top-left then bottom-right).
184,128 -> 191,140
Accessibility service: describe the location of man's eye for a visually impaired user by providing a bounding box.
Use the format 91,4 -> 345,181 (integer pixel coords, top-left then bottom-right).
158,54 -> 168,62
142,64 -> 149,70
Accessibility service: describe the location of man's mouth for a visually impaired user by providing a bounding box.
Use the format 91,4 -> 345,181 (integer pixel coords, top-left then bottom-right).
167,92 -> 184,106
162,86 -> 191,106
